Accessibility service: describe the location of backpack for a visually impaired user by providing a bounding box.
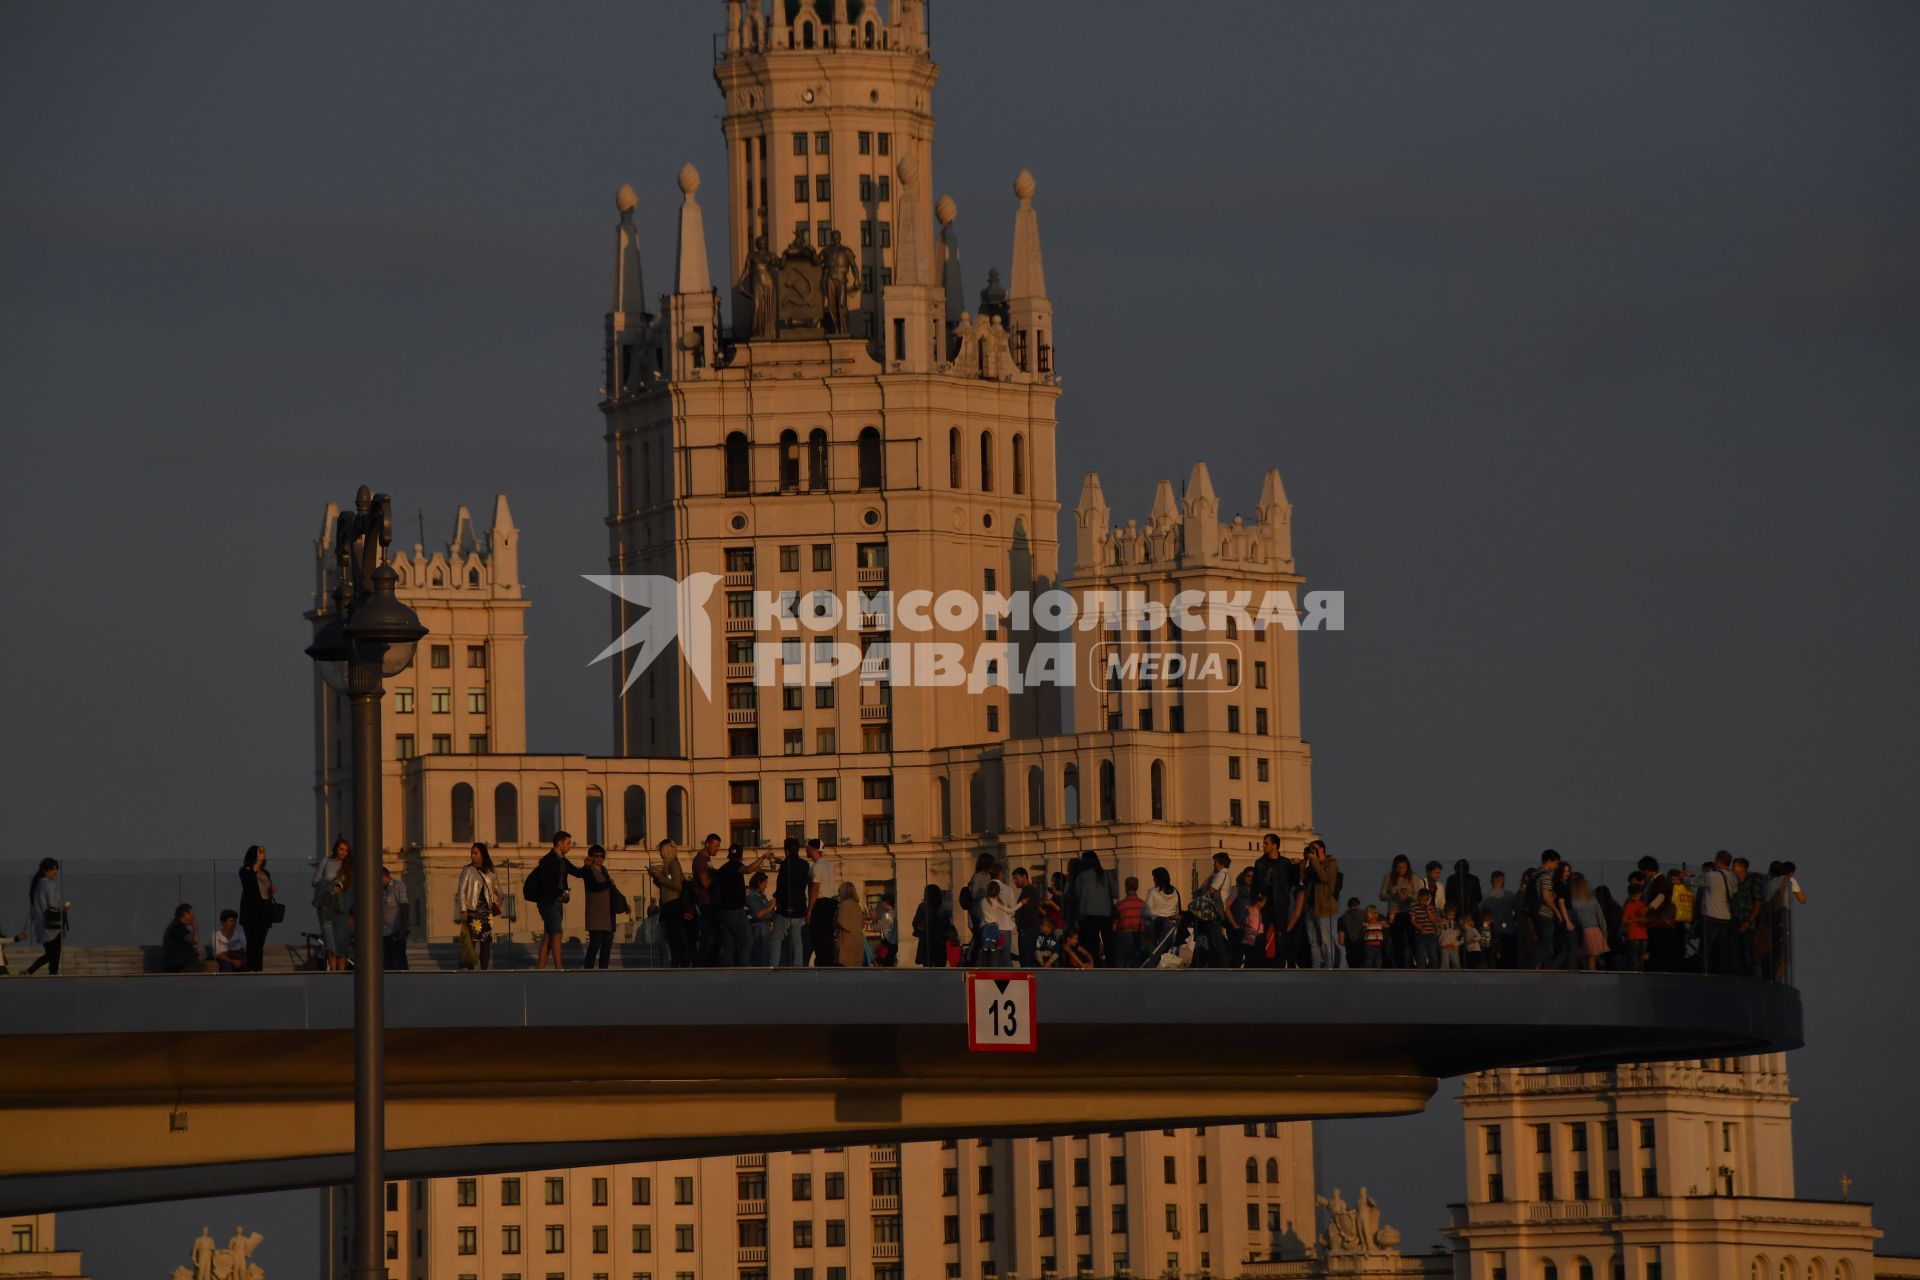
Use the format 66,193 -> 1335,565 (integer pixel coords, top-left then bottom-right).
522,860 -> 548,905
958,883 -> 976,913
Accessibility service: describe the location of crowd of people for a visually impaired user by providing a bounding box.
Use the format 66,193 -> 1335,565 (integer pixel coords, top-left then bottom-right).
1,835 -> 1803,981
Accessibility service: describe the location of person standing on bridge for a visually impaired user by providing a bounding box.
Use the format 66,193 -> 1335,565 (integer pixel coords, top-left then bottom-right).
1069,850 -> 1117,967
771,838 -> 810,966
237,845 -> 278,973
16,858 -> 65,976
528,830 -> 580,971
648,839 -> 694,968
456,842 -> 503,970
834,881 -> 867,967
313,837 -> 353,972
807,839 -> 838,966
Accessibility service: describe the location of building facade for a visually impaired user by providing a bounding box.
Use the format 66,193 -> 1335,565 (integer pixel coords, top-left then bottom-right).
323,1125 -> 1315,1280
0,1216 -> 89,1280
307,0 -> 1318,949
1445,1055 -> 1916,1280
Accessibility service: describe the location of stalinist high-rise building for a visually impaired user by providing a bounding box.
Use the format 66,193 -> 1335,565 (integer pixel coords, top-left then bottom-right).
312,3 -> 1322,1278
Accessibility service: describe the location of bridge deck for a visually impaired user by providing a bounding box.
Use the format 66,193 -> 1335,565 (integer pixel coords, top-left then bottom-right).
0,969 -> 1801,1213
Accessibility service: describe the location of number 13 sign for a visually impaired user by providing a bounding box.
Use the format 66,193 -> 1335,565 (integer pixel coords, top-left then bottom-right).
966,971 -> 1037,1053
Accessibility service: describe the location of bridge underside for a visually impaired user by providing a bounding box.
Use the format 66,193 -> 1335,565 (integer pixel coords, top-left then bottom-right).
0,970 -> 1801,1213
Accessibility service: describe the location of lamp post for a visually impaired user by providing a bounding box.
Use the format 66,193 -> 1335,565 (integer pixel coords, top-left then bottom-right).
306,486 -> 427,1280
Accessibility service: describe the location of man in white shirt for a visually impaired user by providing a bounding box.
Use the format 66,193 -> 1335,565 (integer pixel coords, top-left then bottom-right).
210,910 -> 247,972
1697,849 -> 1736,975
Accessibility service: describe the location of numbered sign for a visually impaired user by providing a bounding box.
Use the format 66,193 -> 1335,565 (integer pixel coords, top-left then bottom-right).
966,971 -> 1037,1053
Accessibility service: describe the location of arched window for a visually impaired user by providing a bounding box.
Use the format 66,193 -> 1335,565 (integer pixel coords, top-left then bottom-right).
1244,1158 -> 1258,1185
979,430 -> 994,492
451,782 -> 474,845
801,19 -> 815,48
1150,760 -> 1165,821
667,785 -> 688,846
537,783 -> 562,843
857,426 -> 883,489
808,428 -> 830,490
1012,433 -> 1026,494
1027,766 -> 1044,828
1542,1263 -> 1558,1280
1062,764 -> 1080,825
585,786 -> 605,846
725,432 -> 751,494
948,427 -> 962,488
1577,1260 -> 1594,1280
1265,1158 -> 1279,1184
493,782 -> 519,845
1098,759 -> 1117,821
937,777 -> 953,838
968,771 -> 989,835
864,20 -> 875,47
623,785 -> 646,846
779,429 -> 800,491
468,566 -> 480,586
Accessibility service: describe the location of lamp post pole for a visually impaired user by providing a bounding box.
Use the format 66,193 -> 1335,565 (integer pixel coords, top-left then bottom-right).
308,486 -> 427,1280
348,650 -> 387,1280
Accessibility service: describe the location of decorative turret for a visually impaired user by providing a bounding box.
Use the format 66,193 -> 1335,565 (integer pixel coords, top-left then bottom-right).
1007,168 -> 1054,376
1074,472 -> 1111,572
667,164 -> 718,378
1256,466 -> 1293,568
605,183 -> 649,398
881,152 -> 942,371
490,492 -> 519,589
1183,461 -> 1220,561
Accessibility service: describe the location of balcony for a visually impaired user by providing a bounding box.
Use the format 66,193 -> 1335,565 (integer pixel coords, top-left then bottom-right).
724,617 -> 755,633
872,1241 -> 902,1261
735,1154 -> 765,1168
859,703 -> 891,721
872,1195 -> 900,1211
736,1199 -> 767,1216
737,1246 -> 768,1263
726,662 -> 757,680
857,612 -> 887,631
869,1145 -> 900,1163
725,570 -> 754,588
856,566 -> 887,586
726,709 -> 758,725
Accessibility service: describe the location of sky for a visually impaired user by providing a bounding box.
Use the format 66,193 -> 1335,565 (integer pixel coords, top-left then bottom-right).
3,1 -> 1918,1275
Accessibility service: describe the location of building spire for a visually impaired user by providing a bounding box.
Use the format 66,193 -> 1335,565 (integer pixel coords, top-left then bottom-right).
610,184 -> 644,315
674,165 -> 711,294
1256,467 -> 1293,566
937,194 -> 963,332
1074,472 -> 1111,572
893,155 -> 927,286
1007,169 -> 1054,376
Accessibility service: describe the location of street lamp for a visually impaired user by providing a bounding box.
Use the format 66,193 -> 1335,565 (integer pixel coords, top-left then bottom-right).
306,485 -> 427,1280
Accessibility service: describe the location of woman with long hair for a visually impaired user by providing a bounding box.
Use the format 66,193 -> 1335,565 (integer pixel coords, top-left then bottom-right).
15,858 -> 64,976
1380,855 -> 1418,968
1551,861 -> 1578,970
1070,849 -> 1117,968
834,881 -> 867,968
1144,866 -> 1182,954
455,842 -> 503,971
238,845 -> 277,972
1568,873 -> 1608,971
313,837 -> 353,971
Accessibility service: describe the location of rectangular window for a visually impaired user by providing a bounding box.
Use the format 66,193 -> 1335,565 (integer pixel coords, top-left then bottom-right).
430,688 -> 451,714
431,645 -> 451,669
674,1176 -> 694,1205
468,644 -> 487,668
1484,1125 -> 1502,1154
457,1227 -> 476,1255
878,132 -> 891,155
1641,1167 -> 1658,1196
793,132 -> 807,155
395,734 -> 416,760
858,131 -> 871,154
793,1220 -> 813,1248
815,131 -> 829,154
815,683 -> 834,709
794,175 -> 809,203
1163,1155 -> 1177,1184
1227,705 -> 1241,733
1228,756 -> 1242,780
1039,1207 -> 1055,1238
503,1177 -> 522,1206
943,1215 -> 959,1244
468,734 -> 488,753
812,543 -> 833,571
632,1225 -> 652,1253
1573,1171 -> 1590,1200
815,175 -> 831,202
590,1175 -> 608,1206
502,1226 -> 521,1254
780,544 -> 801,572
1535,1124 -> 1552,1154
878,221 -> 891,248
1257,800 -> 1272,826
859,175 -> 873,202
456,1177 -> 477,1206
432,734 -> 452,755
467,688 -> 487,714
878,175 -> 891,202
674,1225 -> 693,1252
730,729 -> 760,757
1112,1204 -> 1129,1233
1164,1204 -> 1179,1232
1110,1154 -> 1127,1185
545,1176 -> 564,1205
395,687 -> 414,713
1229,799 -> 1243,826
985,706 -> 999,733
784,729 -> 803,755
1074,1205 -> 1091,1236
1488,1174 -> 1504,1203
825,1171 -> 846,1200
633,1176 -> 651,1205
1538,1172 -> 1555,1201
816,728 -> 836,753
792,1172 -> 812,1201
825,1220 -> 846,1247
979,1213 -> 994,1243
1638,1120 -> 1657,1149
1257,757 -> 1271,782
729,779 -> 760,804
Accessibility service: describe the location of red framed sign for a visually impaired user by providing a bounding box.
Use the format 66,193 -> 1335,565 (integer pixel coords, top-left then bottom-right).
966,970 -> 1037,1053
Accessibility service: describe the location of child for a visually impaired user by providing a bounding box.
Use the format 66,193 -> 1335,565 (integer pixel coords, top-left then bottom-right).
1461,906 -> 1484,968
1409,889 -> 1441,969
1034,917 -> 1062,968
1438,906 -> 1463,970
1476,911 -> 1495,968
1062,925 -> 1094,970
1362,905 -> 1387,968
1240,892 -> 1268,967
1621,889 -> 1649,972
1114,876 -> 1147,969
1338,897 -> 1367,969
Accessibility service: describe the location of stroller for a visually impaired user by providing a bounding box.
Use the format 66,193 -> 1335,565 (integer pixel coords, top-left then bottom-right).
1139,912 -> 1196,969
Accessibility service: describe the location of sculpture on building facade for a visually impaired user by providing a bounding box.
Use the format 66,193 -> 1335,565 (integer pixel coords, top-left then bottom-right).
1316,1186 -> 1400,1257
820,229 -> 860,335
738,233 -> 779,339
169,1225 -> 263,1280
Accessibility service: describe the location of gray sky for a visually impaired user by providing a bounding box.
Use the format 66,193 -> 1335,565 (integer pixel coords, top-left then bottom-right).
3,2 -> 1917,1274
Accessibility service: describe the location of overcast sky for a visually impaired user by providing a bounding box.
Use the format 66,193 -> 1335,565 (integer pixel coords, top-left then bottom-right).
3,2 -> 1917,1275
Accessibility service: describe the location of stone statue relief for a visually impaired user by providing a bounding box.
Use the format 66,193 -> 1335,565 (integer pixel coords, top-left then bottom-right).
1315,1186 -> 1399,1257
820,229 -> 860,335
172,1224 -> 263,1280
738,233 -> 778,339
